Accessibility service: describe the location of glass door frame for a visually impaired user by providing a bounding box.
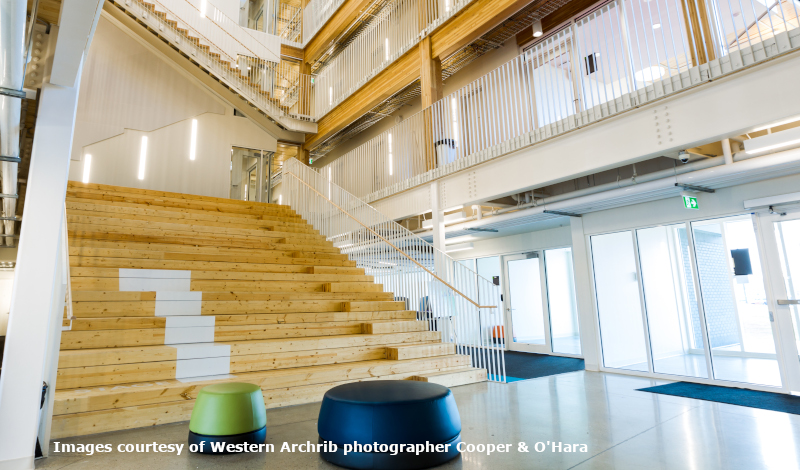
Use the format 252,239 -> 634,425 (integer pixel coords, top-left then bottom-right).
756,209 -> 800,393
499,248 -> 584,358
230,147 -> 274,203
501,252 -> 552,354
587,213 -> 796,393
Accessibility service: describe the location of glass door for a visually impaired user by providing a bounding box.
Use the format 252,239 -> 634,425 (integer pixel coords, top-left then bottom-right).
591,215 -> 792,390
758,209 -> 800,392
503,253 -> 550,353
691,216 -> 782,387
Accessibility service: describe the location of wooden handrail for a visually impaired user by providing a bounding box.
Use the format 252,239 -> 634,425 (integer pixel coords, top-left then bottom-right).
286,171 -> 497,309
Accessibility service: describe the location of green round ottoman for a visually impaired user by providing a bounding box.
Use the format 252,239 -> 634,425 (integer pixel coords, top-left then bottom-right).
188,383 -> 267,454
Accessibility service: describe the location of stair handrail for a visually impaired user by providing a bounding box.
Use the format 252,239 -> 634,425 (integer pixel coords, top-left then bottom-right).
285,168 -> 495,309
284,157 -> 506,382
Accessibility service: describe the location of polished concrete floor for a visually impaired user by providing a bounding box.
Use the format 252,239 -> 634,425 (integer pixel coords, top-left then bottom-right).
37,371 -> 800,470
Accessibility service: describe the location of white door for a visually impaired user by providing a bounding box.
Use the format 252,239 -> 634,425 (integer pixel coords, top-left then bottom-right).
502,252 -> 551,354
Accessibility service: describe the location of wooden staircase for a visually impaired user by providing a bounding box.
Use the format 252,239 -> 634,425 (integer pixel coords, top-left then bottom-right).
53,182 -> 485,438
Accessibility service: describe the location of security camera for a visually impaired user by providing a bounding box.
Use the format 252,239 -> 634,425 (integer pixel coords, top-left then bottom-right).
678,150 -> 690,163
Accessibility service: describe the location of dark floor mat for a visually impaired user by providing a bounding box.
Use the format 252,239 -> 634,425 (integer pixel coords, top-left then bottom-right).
468,349 -> 584,381
638,381 -> 800,414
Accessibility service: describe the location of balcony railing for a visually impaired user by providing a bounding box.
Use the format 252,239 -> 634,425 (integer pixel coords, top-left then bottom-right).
319,0 -> 800,201
284,157 -> 507,382
313,0 -> 475,119
303,0 -> 347,43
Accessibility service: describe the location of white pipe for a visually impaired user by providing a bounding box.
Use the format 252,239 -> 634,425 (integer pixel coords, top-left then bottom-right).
722,138 -> 733,165
0,0 -> 26,246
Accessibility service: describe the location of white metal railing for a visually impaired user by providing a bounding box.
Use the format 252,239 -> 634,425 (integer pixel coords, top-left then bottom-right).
277,2 -> 303,42
284,157 -> 507,382
320,0 -> 800,200
313,0 -> 475,119
303,0 -> 346,43
117,0 -> 315,128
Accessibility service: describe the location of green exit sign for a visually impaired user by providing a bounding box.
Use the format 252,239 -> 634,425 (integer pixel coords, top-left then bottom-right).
683,195 -> 699,210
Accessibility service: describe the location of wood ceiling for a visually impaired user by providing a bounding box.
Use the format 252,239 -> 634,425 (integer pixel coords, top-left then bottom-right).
29,0 -> 62,25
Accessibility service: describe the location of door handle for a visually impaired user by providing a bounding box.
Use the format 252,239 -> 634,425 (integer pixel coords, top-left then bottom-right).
777,299 -> 800,305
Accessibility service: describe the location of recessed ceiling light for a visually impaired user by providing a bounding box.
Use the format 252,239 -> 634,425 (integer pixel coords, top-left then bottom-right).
653,23 -> 661,29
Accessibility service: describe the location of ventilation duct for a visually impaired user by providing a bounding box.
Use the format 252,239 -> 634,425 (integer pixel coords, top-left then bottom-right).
0,0 -> 27,246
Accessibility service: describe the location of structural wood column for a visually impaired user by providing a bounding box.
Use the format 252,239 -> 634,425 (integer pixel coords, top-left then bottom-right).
420,37 -> 442,172
680,0 -> 717,65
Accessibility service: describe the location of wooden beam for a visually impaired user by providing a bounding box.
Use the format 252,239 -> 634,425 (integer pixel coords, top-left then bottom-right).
304,0 -> 375,65
305,0 -> 540,149
430,0 -> 544,60
281,44 -> 304,61
304,48 -> 421,148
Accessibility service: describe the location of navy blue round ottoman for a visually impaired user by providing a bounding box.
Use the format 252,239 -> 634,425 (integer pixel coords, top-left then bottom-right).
317,380 -> 461,469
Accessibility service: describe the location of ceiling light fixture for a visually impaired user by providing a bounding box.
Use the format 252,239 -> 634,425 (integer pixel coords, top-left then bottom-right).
532,19 -> 543,38
744,126 -> 800,154
753,116 -> 800,132
446,242 -> 474,253
652,23 -> 661,29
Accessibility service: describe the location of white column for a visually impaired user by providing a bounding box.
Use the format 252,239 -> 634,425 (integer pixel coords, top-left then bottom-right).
570,217 -> 601,371
0,79 -> 82,470
430,181 -> 446,277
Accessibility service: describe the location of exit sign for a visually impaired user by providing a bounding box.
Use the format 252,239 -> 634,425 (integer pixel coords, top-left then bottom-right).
683,195 -> 699,210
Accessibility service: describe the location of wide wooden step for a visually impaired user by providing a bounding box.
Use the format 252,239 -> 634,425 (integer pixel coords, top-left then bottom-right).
67,198 -> 304,224
67,182 -> 295,212
58,331 -> 442,370
66,190 -> 296,217
70,256 -> 357,271
69,311 -> 416,331
70,291 -> 394,303
69,246 -> 350,263
363,321 -> 428,334
387,342 -> 456,360
411,367 -> 488,387
51,356 -> 472,438
69,238 -> 342,254
68,230 -> 334,251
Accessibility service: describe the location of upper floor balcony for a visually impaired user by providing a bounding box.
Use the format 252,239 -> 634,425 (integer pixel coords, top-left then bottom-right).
314,0 -> 800,203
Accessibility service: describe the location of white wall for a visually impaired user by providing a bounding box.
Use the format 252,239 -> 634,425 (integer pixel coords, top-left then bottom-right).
68,112 -> 276,198
68,14 -> 280,198
72,15 -> 230,163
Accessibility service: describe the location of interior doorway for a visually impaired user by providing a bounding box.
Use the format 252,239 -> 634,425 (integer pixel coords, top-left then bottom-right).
499,248 -> 582,357
230,147 -> 272,203
590,214 -> 791,391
